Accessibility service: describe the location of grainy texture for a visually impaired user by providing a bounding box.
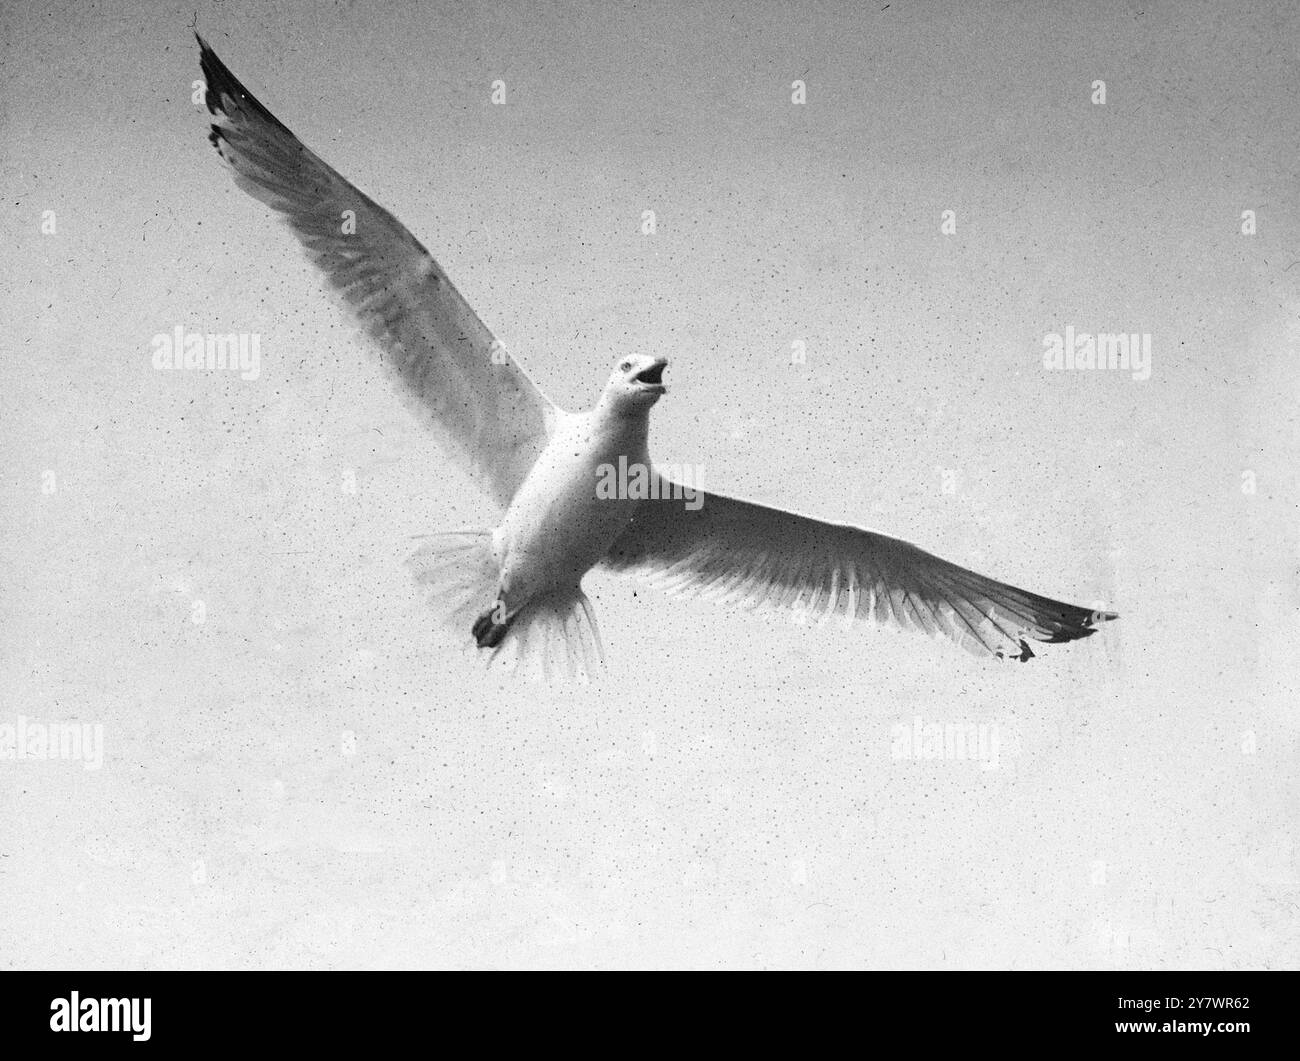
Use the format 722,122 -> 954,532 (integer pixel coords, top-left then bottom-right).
0,0 -> 1296,969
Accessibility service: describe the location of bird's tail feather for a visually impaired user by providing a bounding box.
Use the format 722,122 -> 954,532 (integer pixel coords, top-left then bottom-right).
490,588 -> 605,683
407,531 -> 605,682
407,530 -> 502,633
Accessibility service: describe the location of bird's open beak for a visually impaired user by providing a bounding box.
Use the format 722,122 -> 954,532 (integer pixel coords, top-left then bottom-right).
634,358 -> 668,390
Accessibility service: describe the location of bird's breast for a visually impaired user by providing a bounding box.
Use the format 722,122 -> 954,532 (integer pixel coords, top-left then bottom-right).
497,415 -> 648,591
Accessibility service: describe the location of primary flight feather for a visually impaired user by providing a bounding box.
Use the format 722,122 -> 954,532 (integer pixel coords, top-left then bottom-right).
197,36 -> 1116,678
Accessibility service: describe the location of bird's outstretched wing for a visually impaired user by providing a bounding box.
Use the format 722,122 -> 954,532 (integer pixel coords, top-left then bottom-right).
604,477 -> 1116,661
197,35 -> 556,509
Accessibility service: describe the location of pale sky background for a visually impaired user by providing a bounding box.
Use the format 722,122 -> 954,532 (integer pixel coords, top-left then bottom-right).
1,0 -> 1297,968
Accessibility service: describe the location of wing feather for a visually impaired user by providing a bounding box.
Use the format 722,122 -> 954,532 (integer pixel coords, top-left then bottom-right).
197,35 -> 555,508
604,476 -> 1116,661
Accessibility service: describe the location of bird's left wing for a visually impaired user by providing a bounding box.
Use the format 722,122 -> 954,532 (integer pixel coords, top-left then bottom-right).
603,476 -> 1115,661
197,35 -> 556,509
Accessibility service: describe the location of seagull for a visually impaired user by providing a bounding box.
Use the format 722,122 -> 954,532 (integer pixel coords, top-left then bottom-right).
197,36 -> 1116,679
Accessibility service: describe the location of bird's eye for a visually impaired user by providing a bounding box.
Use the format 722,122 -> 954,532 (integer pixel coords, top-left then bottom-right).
619,361 -> 632,372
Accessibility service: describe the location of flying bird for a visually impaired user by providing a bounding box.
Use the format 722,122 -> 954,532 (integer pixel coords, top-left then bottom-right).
196,36 -> 1116,679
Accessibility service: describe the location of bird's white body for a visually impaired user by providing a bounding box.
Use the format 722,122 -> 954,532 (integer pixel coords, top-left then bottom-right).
493,401 -> 648,616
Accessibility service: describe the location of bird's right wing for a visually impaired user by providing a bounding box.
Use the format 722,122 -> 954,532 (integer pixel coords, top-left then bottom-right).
198,35 -> 556,509
604,478 -> 1116,661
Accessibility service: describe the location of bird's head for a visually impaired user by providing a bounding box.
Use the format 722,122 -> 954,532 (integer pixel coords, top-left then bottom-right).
599,355 -> 668,414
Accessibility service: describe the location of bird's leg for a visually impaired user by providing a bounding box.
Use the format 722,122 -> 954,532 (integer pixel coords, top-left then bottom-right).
471,595 -> 512,648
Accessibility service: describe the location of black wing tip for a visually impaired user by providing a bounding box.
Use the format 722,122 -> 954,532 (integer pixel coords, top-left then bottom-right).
995,607 -> 1118,661
995,639 -> 1036,663
195,34 -> 293,134
198,45 -> 237,119
1037,607 -> 1118,645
